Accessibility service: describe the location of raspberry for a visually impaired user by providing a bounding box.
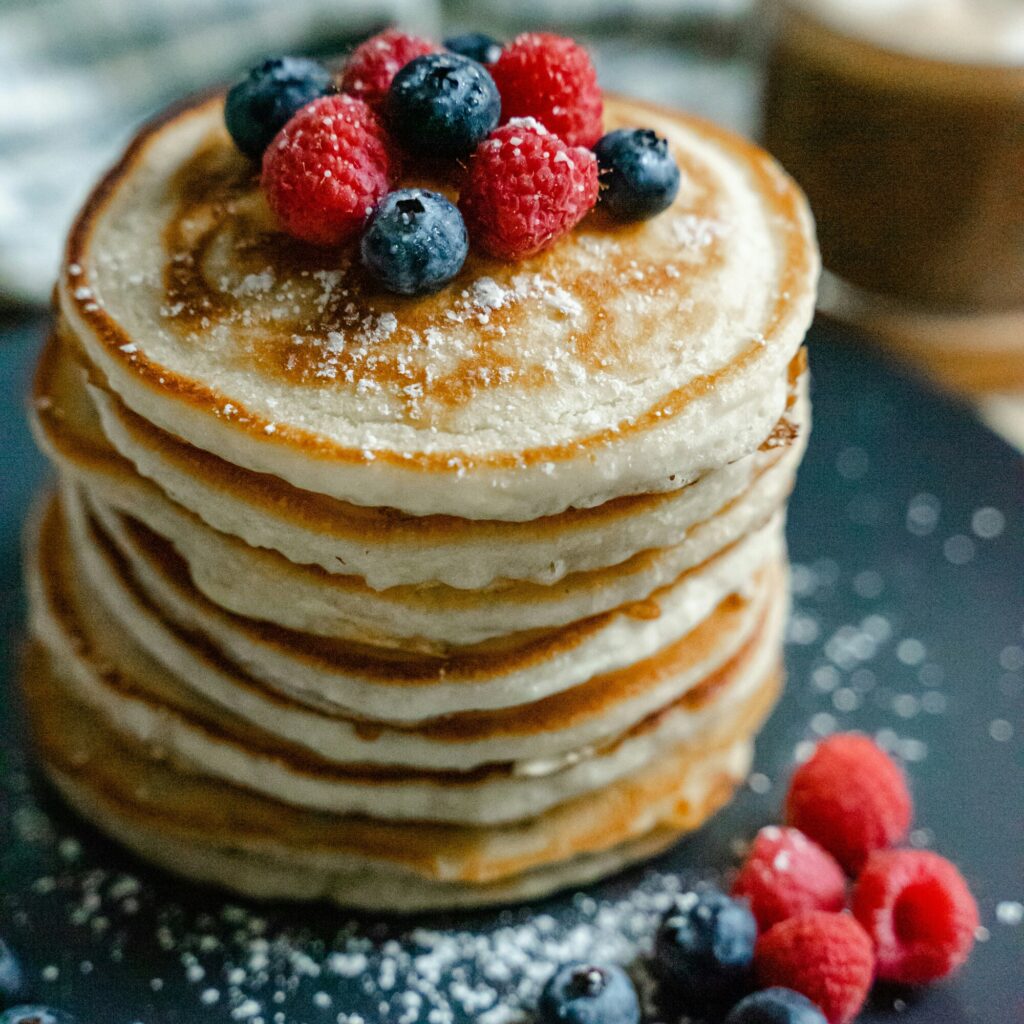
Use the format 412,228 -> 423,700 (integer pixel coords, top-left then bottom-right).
459,119 -> 598,260
755,912 -> 874,1024
340,29 -> 437,110
733,826 -> 847,932
851,849 -> 979,984
490,33 -> 603,147
261,94 -> 396,246
785,733 -> 912,874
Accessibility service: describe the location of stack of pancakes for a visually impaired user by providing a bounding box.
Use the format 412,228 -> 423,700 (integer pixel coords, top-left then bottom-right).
25,94 -> 818,910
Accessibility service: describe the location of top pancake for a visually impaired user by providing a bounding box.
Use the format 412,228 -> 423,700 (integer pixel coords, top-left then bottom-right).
59,94 -> 818,520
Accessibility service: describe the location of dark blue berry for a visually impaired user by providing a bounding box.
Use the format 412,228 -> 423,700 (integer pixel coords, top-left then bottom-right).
387,53 -> 500,158
538,963 -> 640,1024
361,189 -> 468,295
225,56 -> 333,159
0,1008 -> 78,1024
0,941 -> 26,1008
594,128 -> 681,221
726,988 -> 828,1024
444,32 -> 503,65
654,888 -> 756,1008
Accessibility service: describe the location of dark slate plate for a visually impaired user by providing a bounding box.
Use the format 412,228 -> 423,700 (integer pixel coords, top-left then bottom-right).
1,314 -> 1021,1024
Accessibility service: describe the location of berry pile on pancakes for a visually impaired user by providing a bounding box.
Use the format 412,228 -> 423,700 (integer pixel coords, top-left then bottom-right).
24,30 -> 818,910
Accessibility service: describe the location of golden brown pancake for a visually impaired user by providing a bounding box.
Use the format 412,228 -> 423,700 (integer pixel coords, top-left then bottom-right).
26,643 -> 779,904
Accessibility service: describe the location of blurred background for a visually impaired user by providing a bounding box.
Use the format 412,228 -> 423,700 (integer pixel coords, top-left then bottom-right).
2,0 -> 1023,443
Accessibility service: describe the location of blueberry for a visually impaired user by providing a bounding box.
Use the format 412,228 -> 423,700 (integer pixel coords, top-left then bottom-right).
361,189 -> 468,295
387,53 -> 500,158
444,31 -> 503,65
726,988 -> 828,1024
0,941 -> 26,1008
0,1008 -> 78,1024
538,963 -> 640,1024
225,56 -> 333,159
594,128 -> 681,221
654,888 -> 756,1009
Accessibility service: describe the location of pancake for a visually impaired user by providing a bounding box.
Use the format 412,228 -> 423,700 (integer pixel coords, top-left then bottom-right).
58,94 -> 817,520
23,81 -> 818,908
35,332 -> 805,648
40,366 -> 799,646
26,643 -> 775,906
28,495 -> 784,823
51,331 -> 808,589
62,497 -> 783,764
80,479 -> 791,647
49,771 -> 689,911
73,480 -> 784,721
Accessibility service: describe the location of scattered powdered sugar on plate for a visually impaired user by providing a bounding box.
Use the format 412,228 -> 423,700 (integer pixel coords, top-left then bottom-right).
0,770 -> 721,1024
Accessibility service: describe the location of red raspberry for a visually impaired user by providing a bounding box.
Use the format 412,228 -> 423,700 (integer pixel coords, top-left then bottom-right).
851,849 -> 979,984
261,94 -> 396,246
733,826 -> 847,932
459,119 -> 598,260
755,911 -> 875,1024
340,29 -> 437,110
785,733 -> 912,874
490,33 -> 603,147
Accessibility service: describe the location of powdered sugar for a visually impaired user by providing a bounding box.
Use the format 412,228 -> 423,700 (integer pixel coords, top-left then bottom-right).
504,117 -> 549,136
0,778 -> 728,1024
672,213 -> 727,251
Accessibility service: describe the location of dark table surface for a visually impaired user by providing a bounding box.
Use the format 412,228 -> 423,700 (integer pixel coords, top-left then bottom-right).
0,311 -> 1021,1024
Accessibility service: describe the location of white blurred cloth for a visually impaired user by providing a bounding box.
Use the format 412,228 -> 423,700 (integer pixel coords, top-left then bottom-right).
0,0 -> 439,305
474,0 -> 752,26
